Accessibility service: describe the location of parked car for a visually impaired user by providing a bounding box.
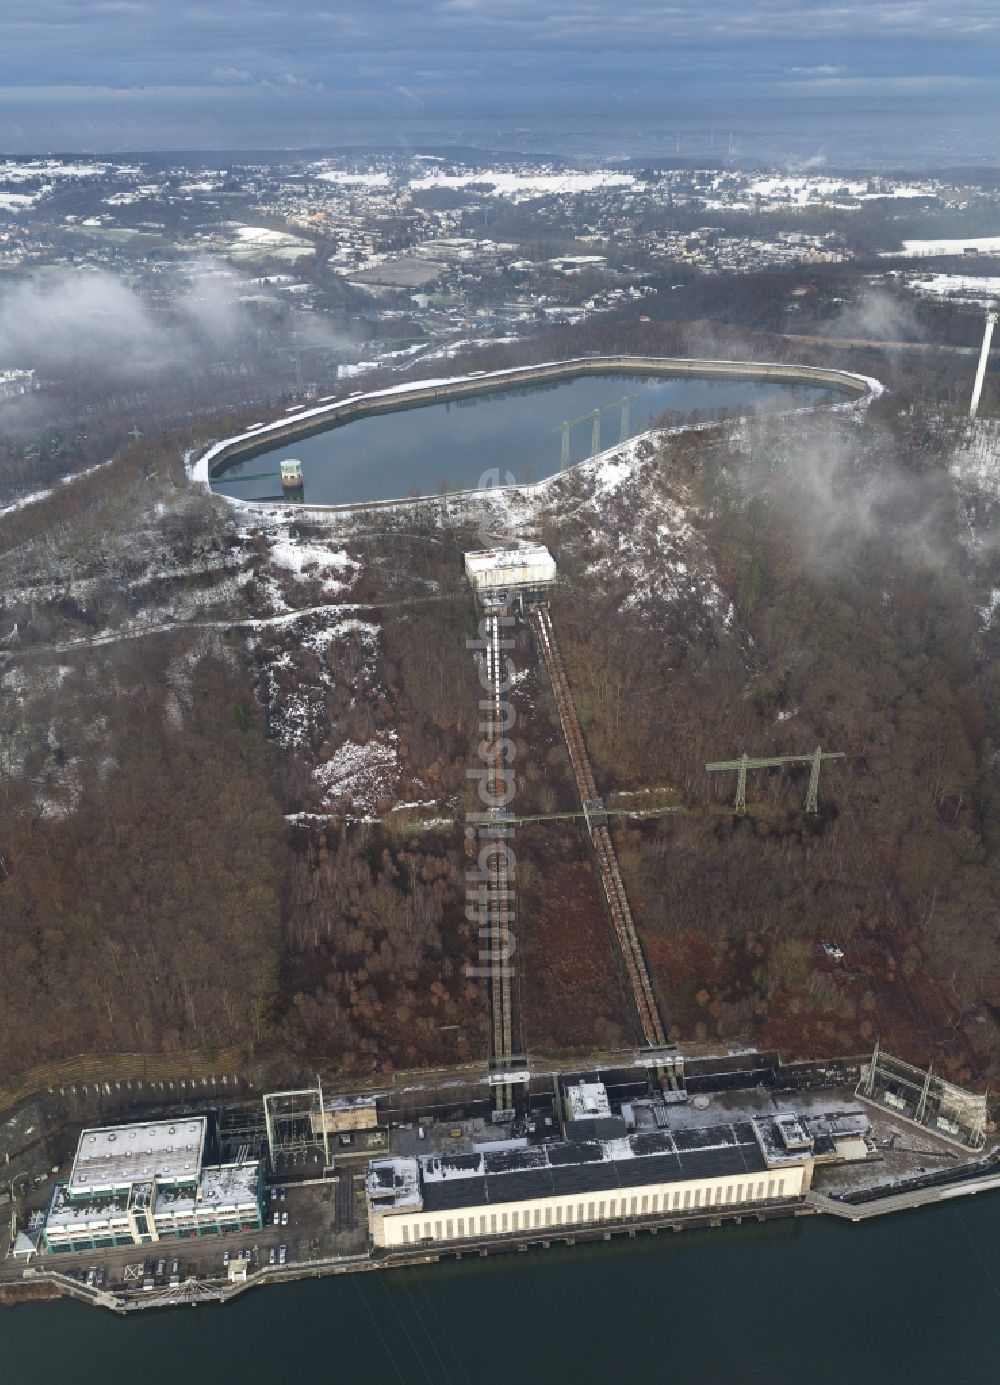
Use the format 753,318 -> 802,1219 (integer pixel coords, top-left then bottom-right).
268,1247 -> 276,1265
223,1250 -> 230,1267
281,1210 -> 288,1225
278,1245 -> 286,1265
273,1211 -> 280,1225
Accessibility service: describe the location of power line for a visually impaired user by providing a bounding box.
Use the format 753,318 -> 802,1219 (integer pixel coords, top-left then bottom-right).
398,1270 -> 457,1385
354,1275 -> 408,1385
374,1267 -> 435,1385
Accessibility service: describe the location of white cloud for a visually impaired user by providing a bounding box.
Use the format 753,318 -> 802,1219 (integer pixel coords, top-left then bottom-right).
211,66 -> 253,84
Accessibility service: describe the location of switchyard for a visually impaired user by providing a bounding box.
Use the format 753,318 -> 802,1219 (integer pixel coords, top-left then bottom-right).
857,1042 -> 987,1150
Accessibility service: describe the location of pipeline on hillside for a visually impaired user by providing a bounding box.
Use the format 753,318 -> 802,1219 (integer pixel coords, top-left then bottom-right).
532,605 -> 667,1049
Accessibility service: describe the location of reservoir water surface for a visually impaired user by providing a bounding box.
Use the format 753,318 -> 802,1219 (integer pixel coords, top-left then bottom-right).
5,1197 -> 1000,1383
211,370 -> 841,506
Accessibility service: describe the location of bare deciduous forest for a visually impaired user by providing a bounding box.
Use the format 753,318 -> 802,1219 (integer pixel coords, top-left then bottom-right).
1,324 -> 998,1091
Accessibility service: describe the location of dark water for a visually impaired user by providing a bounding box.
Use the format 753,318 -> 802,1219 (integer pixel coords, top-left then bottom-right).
211,371 -> 838,506
6,1199 -> 1000,1384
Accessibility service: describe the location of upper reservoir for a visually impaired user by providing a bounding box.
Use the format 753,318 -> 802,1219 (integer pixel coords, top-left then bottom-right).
210,368 -> 843,507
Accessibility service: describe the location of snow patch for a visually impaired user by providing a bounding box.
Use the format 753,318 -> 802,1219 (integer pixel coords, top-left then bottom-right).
314,734 -> 399,809
268,534 -> 359,594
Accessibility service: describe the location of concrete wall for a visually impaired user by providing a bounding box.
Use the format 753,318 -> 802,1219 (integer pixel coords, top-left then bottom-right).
373,1161 -> 809,1247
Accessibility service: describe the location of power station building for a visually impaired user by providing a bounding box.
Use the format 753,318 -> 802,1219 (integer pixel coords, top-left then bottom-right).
41,1117 -> 264,1254
366,1089 -> 870,1250
464,546 -> 557,606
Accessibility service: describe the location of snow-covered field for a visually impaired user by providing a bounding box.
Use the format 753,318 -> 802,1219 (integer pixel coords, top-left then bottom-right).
0,158 -> 109,182
228,226 -> 314,261
0,158 -> 124,214
908,273 -> 1000,305
409,169 -> 635,198
893,236 -> 1000,258
745,175 -> 930,205
315,169 -> 391,188
0,191 -> 45,210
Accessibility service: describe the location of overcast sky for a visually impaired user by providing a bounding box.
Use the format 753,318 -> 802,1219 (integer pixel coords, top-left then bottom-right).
2,0 -> 999,154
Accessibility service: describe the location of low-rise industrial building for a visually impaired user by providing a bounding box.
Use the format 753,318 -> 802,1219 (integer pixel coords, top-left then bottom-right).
41,1117 -> 263,1254
310,1094 -> 380,1137
366,1098 -> 870,1249
464,545 -> 557,604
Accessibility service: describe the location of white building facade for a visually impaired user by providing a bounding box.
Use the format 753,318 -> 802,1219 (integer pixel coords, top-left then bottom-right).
41,1117 -> 263,1254
370,1162 -> 810,1250
367,1103 -> 870,1250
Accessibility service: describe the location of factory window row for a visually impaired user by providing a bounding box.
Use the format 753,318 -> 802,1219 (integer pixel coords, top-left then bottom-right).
394,1176 -> 789,1244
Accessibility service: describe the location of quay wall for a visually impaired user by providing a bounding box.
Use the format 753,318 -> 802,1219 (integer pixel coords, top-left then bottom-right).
12,1159 -> 1000,1315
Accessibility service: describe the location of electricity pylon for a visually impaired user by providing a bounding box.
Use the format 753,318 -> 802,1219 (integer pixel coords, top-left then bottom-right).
555,394 -> 639,468
705,746 -> 845,814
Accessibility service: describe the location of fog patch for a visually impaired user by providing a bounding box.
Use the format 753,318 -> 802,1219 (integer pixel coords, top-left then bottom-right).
0,261 -> 266,387
730,410 -> 954,576
819,286 -> 925,345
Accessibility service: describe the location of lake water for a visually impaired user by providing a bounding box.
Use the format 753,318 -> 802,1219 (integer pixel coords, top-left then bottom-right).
211,371 -> 840,506
5,1197 -> 1000,1383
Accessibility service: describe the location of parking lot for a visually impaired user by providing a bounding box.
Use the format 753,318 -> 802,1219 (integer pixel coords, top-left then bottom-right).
3,1175 -> 368,1300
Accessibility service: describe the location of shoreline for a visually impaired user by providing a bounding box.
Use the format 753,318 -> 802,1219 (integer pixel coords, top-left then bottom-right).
10,1155 -> 1000,1315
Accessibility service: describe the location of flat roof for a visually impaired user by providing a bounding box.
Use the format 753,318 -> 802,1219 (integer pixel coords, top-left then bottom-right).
323,1092 -> 383,1112
46,1161 -> 260,1231
421,1124 -> 769,1214
464,545 -> 555,574
45,1184 -> 131,1232
373,1121 -> 774,1217
157,1163 -> 260,1216
367,1156 -> 422,1211
565,1080 -> 612,1122
68,1117 -> 207,1194
370,1103 -> 870,1219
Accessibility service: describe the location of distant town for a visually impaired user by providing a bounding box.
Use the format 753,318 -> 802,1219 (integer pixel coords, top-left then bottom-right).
4,152 -> 1000,435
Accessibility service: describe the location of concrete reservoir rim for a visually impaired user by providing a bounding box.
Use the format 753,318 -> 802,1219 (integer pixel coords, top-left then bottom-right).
196,354 -> 880,510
